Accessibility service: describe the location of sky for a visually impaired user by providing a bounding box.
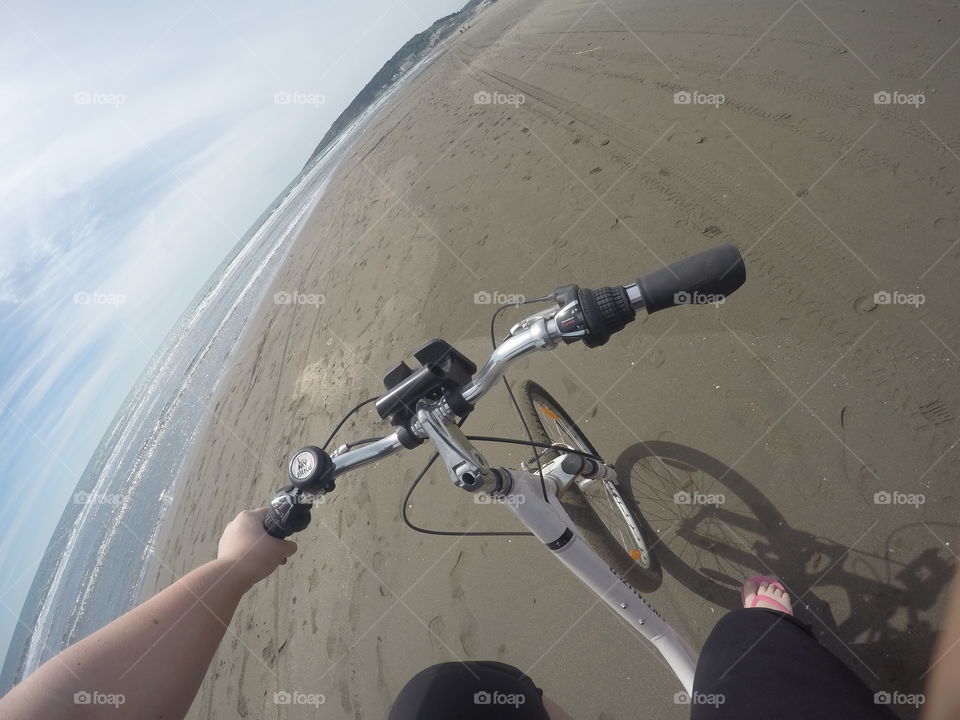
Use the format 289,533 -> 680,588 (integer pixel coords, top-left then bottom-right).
0,0 -> 467,667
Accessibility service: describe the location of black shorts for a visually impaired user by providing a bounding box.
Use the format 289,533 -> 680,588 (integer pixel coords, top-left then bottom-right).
389,610 -> 900,719
691,608 -> 900,719
388,661 -> 551,720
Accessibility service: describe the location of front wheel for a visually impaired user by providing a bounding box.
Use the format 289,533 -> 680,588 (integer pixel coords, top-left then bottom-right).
516,380 -> 662,592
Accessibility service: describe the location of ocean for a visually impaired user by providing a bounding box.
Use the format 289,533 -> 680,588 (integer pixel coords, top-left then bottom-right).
0,51 -> 442,693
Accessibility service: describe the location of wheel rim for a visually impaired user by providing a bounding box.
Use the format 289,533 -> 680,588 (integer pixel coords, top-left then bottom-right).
626,454 -> 768,590
531,393 -> 654,569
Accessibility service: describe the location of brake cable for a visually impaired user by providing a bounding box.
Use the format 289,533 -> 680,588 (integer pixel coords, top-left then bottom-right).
320,297 -> 571,537
488,297 -> 555,505
465,436 -> 601,461
400,297 -> 558,536
320,396 -> 379,452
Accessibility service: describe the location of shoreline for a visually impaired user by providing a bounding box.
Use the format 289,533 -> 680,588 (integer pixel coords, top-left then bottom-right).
146,0 -> 960,718
139,33 -> 458,604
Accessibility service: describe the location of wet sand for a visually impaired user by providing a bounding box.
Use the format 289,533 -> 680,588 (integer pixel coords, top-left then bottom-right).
147,0 -> 960,717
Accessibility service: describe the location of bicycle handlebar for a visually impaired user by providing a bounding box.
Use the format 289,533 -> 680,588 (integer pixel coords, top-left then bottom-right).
635,242 -> 745,314
576,243 -> 746,346
263,244 -> 745,538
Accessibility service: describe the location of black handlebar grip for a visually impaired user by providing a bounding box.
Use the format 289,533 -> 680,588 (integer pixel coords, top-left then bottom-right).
263,492 -> 312,538
636,243 -> 745,314
578,285 -> 636,347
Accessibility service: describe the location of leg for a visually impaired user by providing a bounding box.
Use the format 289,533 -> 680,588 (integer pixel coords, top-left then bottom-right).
691,585 -> 898,719
388,661 -> 551,720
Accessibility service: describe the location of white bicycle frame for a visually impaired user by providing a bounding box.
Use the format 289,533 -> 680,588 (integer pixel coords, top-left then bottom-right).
500,457 -> 698,694
329,431 -> 700,693
321,288 -> 703,692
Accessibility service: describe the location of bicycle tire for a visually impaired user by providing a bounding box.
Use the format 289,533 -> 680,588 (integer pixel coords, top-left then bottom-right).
515,380 -> 662,592
613,441 -> 787,608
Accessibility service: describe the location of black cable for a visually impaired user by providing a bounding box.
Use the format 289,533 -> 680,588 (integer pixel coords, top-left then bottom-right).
396,295 -> 569,537
315,304 -> 567,538
399,296 -> 552,537
344,437 -> 385,448
488,299 -> 551,504
465,435 -> 601,461
321,396 -> 379,452
400,414 -> 533,537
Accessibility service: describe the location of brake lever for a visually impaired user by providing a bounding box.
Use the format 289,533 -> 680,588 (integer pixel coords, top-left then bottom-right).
506,284 -> 588,340
508,303 -> 565,336
550,283 -> 579,305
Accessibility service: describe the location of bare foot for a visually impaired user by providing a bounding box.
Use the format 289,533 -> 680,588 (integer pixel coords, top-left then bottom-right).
743,579 -> 793,614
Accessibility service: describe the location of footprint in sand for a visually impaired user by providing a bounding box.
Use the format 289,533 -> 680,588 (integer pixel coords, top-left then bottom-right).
261,638 -> 276,663
447,552 -> 480,654
372,548 -> 391,597
646,344 -> 665,369
853,295 -> 878,313
427,614 -> 446,648
326,632 -> 348,661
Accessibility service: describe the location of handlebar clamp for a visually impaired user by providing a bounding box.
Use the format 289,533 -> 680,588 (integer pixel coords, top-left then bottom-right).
375,339 -> 477,426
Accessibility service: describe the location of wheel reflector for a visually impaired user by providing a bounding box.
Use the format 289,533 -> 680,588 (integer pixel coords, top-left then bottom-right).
629,548 -> 642,561
538,405 -> 560,420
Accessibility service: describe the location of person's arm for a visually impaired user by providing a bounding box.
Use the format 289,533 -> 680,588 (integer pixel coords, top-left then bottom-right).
0,509 -> 295,720
923,561 -> 960,720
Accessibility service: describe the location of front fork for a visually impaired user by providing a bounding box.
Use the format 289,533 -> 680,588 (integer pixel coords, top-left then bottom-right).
491,460 -> 700,694
415,397 -> 613,498
414,411 -> 699,689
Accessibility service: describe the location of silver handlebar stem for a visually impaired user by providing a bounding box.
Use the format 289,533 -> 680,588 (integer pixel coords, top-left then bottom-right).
326,293 -> 632,482
416,407 -> 498,490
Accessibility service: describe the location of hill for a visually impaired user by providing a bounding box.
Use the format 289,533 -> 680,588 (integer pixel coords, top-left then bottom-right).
304,0 -> 495,168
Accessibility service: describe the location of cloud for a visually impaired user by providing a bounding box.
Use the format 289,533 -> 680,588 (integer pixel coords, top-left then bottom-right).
0,0 -> 471,670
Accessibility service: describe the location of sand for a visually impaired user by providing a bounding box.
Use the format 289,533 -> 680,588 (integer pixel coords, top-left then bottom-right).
146,0 -> 960,717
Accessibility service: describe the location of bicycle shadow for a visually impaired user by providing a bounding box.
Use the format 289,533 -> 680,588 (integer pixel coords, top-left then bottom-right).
614,440 -> 955,708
